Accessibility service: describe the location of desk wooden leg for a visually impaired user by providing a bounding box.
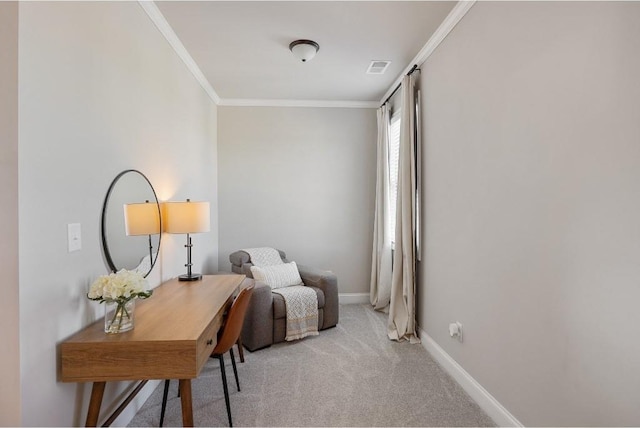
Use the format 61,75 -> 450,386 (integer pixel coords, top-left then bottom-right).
85,381 -> 106,427
178,379 -> 194,427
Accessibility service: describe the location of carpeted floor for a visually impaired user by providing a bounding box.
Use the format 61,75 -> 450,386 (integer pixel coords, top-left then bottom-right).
129,304 -> 495,427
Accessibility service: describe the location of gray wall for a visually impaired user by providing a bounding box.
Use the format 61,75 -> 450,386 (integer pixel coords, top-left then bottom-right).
18,2 -> 218,425
0,2 -> 21,425
418,2 -> 640,426
218,106 -> 376,294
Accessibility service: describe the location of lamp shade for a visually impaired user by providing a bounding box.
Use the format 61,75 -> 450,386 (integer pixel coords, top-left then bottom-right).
163,200 -> 210,234
124,201 -> 160,236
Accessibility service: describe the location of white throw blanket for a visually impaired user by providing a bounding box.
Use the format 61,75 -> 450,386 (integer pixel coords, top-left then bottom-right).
272,286 -> 319,341
243,247 -> 319,341
243,247 -> 284,267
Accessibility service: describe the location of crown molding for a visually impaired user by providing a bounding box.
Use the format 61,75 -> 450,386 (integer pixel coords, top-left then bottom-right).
140,0 -> 473,109
219,98 -> 379,109
379,0 -> 476,105
138,1 -> 221,105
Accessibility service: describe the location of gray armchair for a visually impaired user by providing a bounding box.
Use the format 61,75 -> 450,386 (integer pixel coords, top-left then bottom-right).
229,249 -> 339,351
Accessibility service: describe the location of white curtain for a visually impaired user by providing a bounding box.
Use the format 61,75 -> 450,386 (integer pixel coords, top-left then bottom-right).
388,74 -> 420,343
370,104 -> 393,311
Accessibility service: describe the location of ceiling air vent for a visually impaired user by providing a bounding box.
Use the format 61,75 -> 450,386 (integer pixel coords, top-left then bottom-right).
367,60 -> 391,74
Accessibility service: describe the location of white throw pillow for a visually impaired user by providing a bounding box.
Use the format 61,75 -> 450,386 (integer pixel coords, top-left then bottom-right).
250,261 -> 303,289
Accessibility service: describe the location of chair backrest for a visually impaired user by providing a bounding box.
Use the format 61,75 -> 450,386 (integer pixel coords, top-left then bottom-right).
213,285 -> 255,355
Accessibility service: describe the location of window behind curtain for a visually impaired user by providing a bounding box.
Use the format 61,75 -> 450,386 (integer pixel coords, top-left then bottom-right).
388,111 -> 401,244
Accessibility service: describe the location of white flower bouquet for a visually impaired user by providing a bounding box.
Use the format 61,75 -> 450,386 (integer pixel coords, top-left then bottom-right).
88,269 -> 152,333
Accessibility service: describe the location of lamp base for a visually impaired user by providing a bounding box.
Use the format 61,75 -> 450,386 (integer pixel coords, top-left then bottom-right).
178,273 -> 202,282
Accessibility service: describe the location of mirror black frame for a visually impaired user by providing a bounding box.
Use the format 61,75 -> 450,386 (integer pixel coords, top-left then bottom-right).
100,169 -> 162,277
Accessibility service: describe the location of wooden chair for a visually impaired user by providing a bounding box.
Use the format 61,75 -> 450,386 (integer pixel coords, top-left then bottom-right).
159,285 -> 254,427
211,284 -> 254,426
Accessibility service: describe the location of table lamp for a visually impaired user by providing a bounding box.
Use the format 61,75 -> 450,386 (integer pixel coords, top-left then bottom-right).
163,199 -> 210,281
123,200 -> 161,265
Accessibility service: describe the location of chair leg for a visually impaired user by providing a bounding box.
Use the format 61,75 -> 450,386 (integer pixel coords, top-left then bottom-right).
236,337 -> 245,363
217,354 -> 233,427
230,348 -> 240,391
159,379 -> 170,427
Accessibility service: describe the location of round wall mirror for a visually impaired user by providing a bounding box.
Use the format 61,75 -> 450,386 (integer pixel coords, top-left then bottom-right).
101,169 -> 161,277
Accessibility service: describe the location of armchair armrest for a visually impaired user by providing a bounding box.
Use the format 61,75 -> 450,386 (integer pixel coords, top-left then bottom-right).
240,279 -> 274,351
298,264 -> 339,329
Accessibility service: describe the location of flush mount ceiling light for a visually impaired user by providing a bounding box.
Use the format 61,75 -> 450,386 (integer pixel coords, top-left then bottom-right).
289,39 -> 320,63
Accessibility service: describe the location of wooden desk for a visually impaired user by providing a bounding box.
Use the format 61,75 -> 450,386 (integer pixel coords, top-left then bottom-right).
61,274 -> 245,427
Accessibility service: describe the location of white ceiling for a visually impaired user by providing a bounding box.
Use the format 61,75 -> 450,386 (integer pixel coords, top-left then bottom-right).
156,1 -> 457,104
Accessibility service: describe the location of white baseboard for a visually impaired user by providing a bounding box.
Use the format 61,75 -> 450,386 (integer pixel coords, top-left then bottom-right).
338,293 -> 369,304
418,328 -> 523,427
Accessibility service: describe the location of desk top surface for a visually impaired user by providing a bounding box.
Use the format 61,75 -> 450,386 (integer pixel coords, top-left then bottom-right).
62,274 -> 245,344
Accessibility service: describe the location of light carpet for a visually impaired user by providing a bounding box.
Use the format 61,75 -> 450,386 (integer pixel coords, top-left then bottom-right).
129,304 -> 495,427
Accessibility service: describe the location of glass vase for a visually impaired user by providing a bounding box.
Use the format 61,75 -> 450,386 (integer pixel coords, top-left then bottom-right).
104,299 -> 135,333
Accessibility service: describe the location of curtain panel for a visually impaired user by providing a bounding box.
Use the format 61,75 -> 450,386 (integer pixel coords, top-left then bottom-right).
388,74 -> 420,343
370,104 -> 393,311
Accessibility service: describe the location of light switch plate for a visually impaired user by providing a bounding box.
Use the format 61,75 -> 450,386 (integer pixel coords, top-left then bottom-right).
68,223 -> 82,252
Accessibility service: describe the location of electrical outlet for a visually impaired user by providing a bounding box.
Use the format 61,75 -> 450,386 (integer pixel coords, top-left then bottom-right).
449,321 -> 463,343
